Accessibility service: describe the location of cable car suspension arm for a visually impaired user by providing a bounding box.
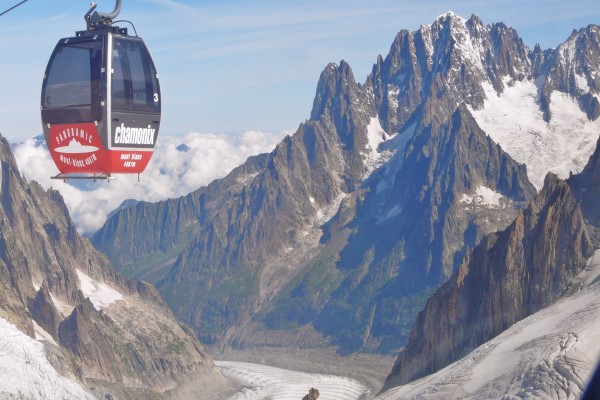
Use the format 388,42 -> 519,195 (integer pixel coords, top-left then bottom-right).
85,0 -> 122,30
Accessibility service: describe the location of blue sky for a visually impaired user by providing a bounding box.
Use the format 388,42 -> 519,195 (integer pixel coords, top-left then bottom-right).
1,0 -> 599,142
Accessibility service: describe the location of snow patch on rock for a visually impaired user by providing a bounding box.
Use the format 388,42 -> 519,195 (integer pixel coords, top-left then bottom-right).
471,79 -> 600,189
459,185 -> 505,208
362,117 -> 393,179
32,320 -> 57,346
315,192 -> 348,226
49,293 -> 74,318
377,204 -> 403,224
374,121 -> 417,197
76,269 -> 123,311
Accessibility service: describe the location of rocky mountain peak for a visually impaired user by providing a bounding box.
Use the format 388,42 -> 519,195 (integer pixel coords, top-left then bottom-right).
465,13 -> 483,28
433,10 -> 467,26
429,11 -> 484,64
538,23 -> 600,120
530,42 -> 548,76
93,14 -> 598,359
310,60 -> 358,121
58,297 -> 124,383
555,25 -> 600,86
371,12 -> 537,135
28,282 -> 61,339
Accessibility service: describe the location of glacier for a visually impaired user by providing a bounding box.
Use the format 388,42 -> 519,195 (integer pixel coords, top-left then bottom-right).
0,317 -> 94,400
471,80 -> 600,189
217,251 -> 600,400
216,361 -> 369,400
377,251 -> 600,400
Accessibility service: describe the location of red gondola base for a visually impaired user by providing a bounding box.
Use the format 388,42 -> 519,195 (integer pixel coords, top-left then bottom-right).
48,122 -> 153,180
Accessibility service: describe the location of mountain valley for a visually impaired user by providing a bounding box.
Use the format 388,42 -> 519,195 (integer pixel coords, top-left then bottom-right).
94,12 -> 600,359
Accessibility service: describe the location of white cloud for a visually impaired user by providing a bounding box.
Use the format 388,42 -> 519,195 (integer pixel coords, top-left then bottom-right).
13,131 -> 287,235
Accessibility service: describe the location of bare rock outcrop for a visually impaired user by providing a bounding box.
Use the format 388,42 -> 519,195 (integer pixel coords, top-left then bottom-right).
58,298 -> 124,383
28,282 -> 61,339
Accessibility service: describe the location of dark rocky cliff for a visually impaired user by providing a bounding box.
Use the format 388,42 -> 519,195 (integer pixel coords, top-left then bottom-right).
381,172 -> 594,391
263,96 -> 535,353
569,136 -> 600,244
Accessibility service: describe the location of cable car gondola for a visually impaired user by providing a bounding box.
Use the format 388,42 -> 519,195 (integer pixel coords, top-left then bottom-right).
41,0 -> 160,180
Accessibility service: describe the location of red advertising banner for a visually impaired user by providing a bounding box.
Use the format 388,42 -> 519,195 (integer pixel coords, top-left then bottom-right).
48,123 -> 153,175
49,123 -> 106,174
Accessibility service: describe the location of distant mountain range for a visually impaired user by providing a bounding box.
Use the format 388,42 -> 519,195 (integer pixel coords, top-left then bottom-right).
92,12 -> 600,363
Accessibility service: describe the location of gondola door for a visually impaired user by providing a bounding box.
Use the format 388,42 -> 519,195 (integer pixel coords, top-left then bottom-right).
106,34 -> 161,174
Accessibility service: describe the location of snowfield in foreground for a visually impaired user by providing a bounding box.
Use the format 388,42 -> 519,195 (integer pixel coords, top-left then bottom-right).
216,361 -> 369,400
378,251 -> 600,400
0,317 -> 94,400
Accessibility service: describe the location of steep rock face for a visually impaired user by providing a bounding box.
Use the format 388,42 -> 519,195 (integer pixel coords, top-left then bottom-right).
95,60 -> 374,283
0,135 -> 83,337
569,136 -> 600,243
152,61 -> 378,343
382,173 -> 593,390
383,94 -> 534,279
0,134 -> 220,398
264,96 -> 534,353
58,299 -> 124,383
28,283 -> 61,339
91,152 -> 270,279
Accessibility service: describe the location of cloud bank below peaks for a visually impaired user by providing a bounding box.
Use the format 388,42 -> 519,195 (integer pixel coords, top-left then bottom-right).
13,131 -> 288,235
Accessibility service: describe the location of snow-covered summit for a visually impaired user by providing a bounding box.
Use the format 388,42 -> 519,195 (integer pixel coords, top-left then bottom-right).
401,14 -> 600,190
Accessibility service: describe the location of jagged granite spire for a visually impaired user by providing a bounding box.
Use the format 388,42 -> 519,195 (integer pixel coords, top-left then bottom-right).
368,12 -> 532,134
569,135 -> 600,243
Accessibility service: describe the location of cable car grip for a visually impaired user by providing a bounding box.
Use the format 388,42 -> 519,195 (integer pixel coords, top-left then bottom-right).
85,0 -> 122,31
